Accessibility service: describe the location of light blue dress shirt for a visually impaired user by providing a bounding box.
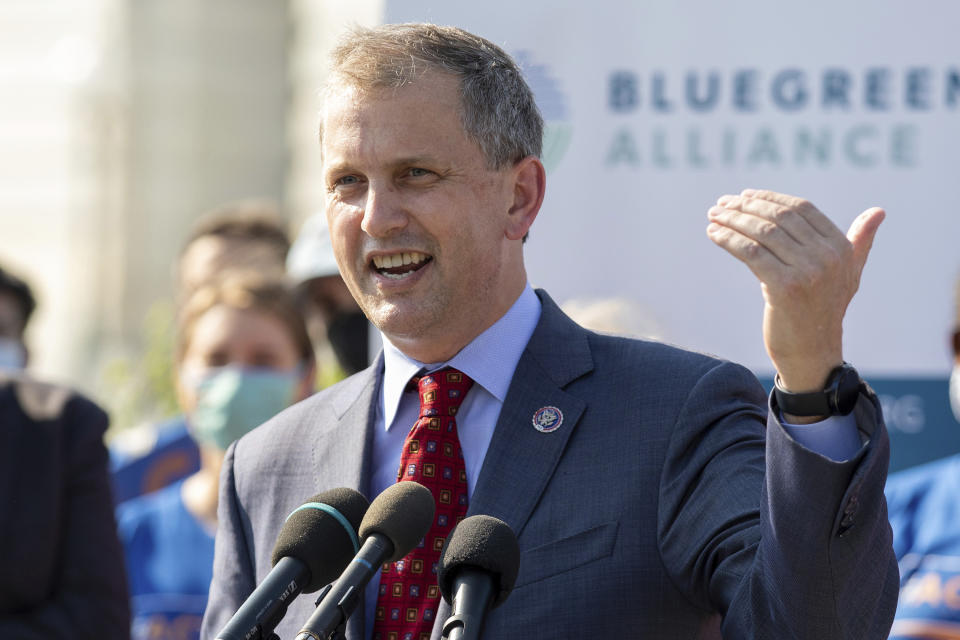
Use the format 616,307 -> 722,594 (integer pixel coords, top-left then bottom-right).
370,284 -> 543,502
363,284 -> 541,636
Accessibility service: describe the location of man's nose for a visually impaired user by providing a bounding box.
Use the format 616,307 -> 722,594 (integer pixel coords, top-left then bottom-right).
360,182 -> 408,238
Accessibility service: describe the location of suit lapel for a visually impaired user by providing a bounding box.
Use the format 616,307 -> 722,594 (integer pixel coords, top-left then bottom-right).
318,354 -> 384,497
468,291 -> 593,539
313,356 -> 384,640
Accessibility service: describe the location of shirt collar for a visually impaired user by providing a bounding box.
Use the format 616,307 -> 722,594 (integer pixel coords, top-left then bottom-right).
380,284 -> 542,431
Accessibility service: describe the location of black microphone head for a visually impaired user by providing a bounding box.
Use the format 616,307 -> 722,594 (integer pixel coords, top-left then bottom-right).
438,515 -> 520,609
271,487 -> 369,592
358,481 -> 435,563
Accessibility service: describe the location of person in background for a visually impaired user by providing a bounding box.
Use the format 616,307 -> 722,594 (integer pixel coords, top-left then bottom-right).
117,273 -> 315,640
1,263 -> 130,639
0,264 -> 36,371
287,212 -> 376,385
176,200 -> 291,300
110,201 -> 291,504
885,275 -> 960,639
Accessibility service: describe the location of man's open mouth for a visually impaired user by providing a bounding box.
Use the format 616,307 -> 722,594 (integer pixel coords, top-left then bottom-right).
371,252 -> 432,279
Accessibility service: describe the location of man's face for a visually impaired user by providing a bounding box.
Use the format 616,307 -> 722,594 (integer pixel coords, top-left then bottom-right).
321,73 -> 526,361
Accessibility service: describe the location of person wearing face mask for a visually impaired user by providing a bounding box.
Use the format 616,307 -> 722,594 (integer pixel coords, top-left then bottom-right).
1,263 -> 131,638
287,212 -> 379,386
884,279 -> 960,639
110,201 -> 292,505
0,264 -> 35,371
116,274 -> 315,640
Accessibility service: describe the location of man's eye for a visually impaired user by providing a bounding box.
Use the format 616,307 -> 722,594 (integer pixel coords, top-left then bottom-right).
335,175 -> 360,186
408,168 -> 430,177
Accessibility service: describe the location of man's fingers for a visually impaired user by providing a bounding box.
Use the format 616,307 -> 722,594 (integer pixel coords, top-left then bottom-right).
710,192 -> 884,288
708,205 -> 800,264
740,188 -> 839,238
706,220 -> 787,283
847,206 -> 885,272
739,188 -> 807,209
714,195 -> 821,246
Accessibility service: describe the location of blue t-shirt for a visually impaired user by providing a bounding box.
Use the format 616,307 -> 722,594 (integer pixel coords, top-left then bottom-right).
111,417 -> 201,504
117,480 -> 216,640
885,454 -> 960,639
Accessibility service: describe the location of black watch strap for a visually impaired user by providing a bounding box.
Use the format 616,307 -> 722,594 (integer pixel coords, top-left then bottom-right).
773,362 -> 861,417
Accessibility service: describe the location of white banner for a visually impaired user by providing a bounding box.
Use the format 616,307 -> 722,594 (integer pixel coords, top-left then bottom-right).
385,0 -> 960,379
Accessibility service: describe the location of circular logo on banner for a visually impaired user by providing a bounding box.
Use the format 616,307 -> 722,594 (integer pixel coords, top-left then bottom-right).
514,51 -> 571,174
532,406 -> 564,433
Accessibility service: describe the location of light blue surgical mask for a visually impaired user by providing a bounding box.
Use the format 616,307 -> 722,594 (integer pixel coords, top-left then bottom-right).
0,338 -> 25,371
186,365 -> 301,451
950,365 -> 960,424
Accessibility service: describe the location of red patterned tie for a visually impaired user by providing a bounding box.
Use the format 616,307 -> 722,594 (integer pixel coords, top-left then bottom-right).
372,367 -> 474,640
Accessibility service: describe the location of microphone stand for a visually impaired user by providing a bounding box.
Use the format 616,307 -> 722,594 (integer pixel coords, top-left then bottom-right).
294,583 -> 351,640
441,568 -> 495,640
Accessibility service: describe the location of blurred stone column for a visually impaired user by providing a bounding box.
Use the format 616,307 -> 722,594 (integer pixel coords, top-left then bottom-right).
285,0 -> 384,230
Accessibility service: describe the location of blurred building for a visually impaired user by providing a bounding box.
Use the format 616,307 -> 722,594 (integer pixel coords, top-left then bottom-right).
0,0 -> 379,428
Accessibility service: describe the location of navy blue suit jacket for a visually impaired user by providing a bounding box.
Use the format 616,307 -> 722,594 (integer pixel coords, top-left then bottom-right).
202,291 -> 897,639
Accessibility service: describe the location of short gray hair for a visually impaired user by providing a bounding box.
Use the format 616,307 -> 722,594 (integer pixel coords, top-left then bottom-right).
323,23 -> 543,169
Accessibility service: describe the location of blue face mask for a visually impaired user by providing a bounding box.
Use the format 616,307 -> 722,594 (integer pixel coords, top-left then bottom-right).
950,365 -> 960,424
187,366 -> 301,451
0,338 -> 25,371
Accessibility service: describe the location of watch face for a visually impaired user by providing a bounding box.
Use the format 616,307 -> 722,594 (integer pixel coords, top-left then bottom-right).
775,364 -> 862,417
833,366 -> 861,415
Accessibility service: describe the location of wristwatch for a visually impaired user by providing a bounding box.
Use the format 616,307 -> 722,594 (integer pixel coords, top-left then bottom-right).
773,362 -> 861,417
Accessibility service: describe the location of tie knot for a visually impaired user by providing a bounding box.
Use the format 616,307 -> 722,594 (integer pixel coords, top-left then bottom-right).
414,367 -> 474,417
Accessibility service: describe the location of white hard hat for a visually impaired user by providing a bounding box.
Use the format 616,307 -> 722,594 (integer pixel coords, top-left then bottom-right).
286,213 -> 341,284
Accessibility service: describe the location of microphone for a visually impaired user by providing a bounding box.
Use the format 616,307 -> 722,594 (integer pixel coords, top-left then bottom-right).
215,487 -> 369,640
438,515 -> 520,640
294,481 -> 436,640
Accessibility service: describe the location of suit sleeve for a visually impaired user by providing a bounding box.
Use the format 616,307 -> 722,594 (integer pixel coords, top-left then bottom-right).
200,440 -> 257,640
0,394 -> 131,639
657,361 -> 898,639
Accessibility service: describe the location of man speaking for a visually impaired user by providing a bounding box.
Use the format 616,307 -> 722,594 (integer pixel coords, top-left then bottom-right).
202,23 -> 897,639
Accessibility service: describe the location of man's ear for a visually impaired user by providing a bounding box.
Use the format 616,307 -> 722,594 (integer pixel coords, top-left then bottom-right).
505,156 -> 546,241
